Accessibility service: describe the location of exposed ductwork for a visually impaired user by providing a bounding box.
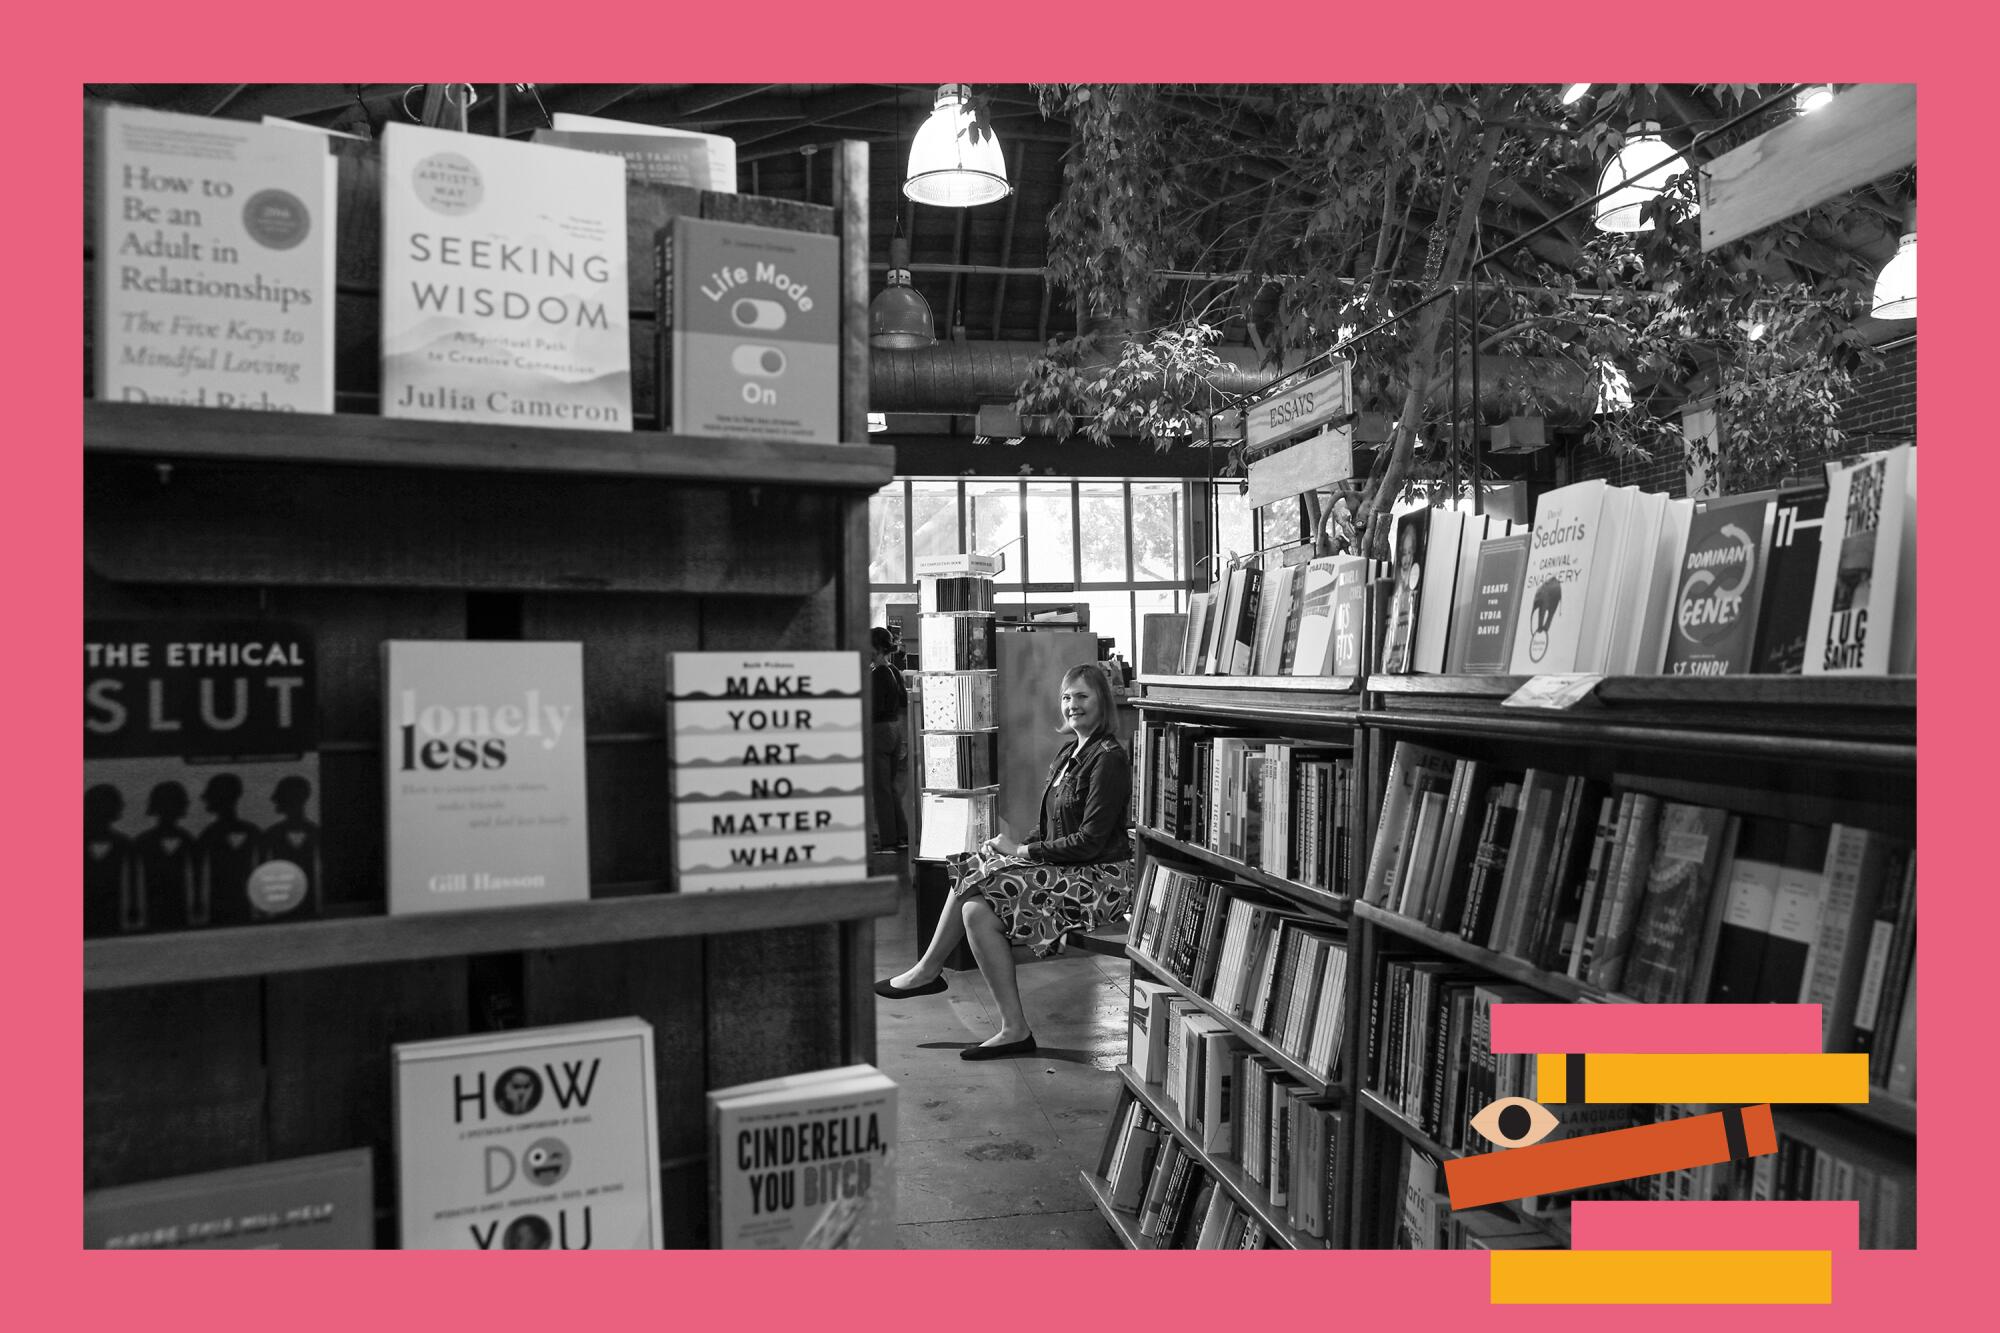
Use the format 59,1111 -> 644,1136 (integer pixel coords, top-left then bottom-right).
869,343 -> 1600,425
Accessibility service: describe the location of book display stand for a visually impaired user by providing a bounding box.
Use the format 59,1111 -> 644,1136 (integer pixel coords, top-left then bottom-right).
83,128 -> 895,1246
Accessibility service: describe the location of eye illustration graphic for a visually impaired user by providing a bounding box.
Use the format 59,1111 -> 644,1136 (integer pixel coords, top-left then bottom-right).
1469,1096 -> 1561,1149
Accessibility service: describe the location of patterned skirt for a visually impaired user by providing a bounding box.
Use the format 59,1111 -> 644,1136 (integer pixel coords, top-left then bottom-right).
946,851 -> 1134,958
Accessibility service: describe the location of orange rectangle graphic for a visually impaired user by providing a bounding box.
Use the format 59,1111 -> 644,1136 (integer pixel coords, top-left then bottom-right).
1445,1105 -> 1776,1210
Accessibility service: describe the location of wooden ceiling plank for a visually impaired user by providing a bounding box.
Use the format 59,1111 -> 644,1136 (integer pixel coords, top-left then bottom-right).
1699,83 -> 1915,252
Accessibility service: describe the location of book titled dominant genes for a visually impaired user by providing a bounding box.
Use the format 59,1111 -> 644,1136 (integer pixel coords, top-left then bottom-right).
382,641 -> 590,914
669,652 -> 869,891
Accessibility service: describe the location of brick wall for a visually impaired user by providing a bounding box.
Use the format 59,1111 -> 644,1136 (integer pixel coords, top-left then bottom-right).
1570,339 -> 1915,497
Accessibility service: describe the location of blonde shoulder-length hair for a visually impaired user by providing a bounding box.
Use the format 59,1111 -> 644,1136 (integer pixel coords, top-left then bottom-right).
1055,663 -> 1117,738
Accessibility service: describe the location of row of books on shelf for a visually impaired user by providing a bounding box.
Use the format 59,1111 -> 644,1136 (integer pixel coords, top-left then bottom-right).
1100,1105 -> 1275,1248
1134,722 -> 1358,896
1172,445 -> 1916,681
1365,741 -> 1917,1094
1390,1110 -> 1913,1250
94,104 -> 852,445
85,1018 -> 899,1249
1130,865 -> 1350,1081
83,626 -> 878,936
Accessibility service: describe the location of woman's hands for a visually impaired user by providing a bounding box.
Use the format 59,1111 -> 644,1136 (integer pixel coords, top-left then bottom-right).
983,833 -> 1022,857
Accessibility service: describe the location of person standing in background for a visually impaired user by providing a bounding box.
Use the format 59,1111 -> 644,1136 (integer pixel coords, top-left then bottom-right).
869,627 -> 910,851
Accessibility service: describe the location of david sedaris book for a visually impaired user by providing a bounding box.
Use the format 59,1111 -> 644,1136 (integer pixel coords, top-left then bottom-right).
383,641 -> 589,914
394,1018 -> 661,1249
381,123 -> 631,431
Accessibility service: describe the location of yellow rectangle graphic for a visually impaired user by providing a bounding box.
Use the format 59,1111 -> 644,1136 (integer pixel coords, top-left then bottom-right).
1490,1250 -> 1833,1304
1533,1052 -> 1868,1104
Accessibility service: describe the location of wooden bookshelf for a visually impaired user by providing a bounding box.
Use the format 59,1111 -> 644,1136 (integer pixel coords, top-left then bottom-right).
1358,1089 -> 1572,1249
1138,826 -> 1351,918
1852,1089 -> 1918,1137
1136,675 -> 1363,730
1079,1170 -> 1144,1249
85,402 -> 897,490
1127,947 -> 1336,1097
87,878 -> 900,990
1118,1064 -> 1327,1250
1353,902 -> 1635,1005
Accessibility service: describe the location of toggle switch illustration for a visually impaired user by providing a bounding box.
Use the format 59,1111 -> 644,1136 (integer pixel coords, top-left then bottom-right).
731,344 -> 788,377
731,298 -> 789,331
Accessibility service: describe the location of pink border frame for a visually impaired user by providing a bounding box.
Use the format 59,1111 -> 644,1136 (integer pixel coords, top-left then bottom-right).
30,9 -> 1967,1329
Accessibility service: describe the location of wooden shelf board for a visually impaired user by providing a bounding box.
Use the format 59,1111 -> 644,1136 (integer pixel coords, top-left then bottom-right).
1847,1089 -> 1917,1136
1118,1064 -> 1327,1250
1126,948 -> 1335,1098
1135,676 -> 1363,726
1353,902 -> 1635,1005
1370,673 -> 1916,711
1079,1171 -> 1144,1249
84,401 -> 895,490
85,876 -> 901,991
1139,827 -> 1352,919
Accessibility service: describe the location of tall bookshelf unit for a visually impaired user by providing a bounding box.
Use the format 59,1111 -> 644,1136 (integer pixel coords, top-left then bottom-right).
83,131 -> 897,1246
1085,670 -> 1917,1251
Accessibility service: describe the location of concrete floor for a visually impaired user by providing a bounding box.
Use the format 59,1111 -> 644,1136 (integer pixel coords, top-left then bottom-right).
871,870 -> 1125,1249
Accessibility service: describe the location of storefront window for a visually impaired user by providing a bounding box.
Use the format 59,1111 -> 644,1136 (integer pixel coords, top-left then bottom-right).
1024,481 -> 1076,585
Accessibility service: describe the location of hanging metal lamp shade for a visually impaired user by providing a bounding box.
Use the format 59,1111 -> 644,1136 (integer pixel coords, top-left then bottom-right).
904,84 -> 1011,208
1594,123 -> 1686,233
869,234 -> 936,349
1871,232 -> 1916,320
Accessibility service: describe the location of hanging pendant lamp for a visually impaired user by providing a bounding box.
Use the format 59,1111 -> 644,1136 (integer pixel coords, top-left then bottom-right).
1872,212 -> 1916,320
904,84 -> 1011,208
1594,123 -> 1687,234
869,233 -> 936,348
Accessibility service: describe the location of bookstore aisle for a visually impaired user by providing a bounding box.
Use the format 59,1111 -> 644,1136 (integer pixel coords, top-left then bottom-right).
872,884 -> 1123,1248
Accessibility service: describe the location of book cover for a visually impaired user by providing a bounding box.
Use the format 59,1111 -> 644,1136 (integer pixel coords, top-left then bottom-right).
1587,792 -> 1662,992
1509,480 -> 1609,673
1329,556 -> 1375,682
381,123 -> 631,430
1381,508 -> 1433,673
1619,803 -> 1732,1003
85,622 -> 320,934
1411,507 -> 1467,673
1180,593 -> 1214,674
529,128 -> 713,190
1288,557 -> 1340,676
1224,565 -> 1265,674
1440,515 -> 1492,674
394,1017 -> 662,1249
1602,490 -> 1666,674
1754,822 -> 1831,1003
383,641 -> 590,915
1632,497 -> 1695,675
1455,534 -> 1531,674
669,652 -> 869,890
917,792 -> 994,859
1252,563 -> 1297,676
1804,825 -> 1894,1048
1662,490 -> 1777,677
1806,447 -> 1914,675
549,111 -> 736,193
670,216 -> 839,444
1572,486 -> 1636,672
918,614 -> 996,671
708,1066 -> 897,1248
1751,481 -> 1829,674
85,1149 -> 372,1249
1704,817 -> 1785,1002
96,105 -> 336,413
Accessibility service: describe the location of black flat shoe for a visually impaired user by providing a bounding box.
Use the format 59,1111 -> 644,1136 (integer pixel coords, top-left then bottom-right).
873,974 -> 948,999
960,1034 -> 1036,1060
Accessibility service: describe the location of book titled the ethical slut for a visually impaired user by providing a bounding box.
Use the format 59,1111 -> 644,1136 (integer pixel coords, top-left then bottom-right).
380,123 -> 630,431
394,1018 -> 661,1249
95,104 -> 336,412
85,1148 -> 373,1249
670,216 -> 839,443
668,652 -> 869,891
708,1065 -> 898,1248
383,641 -> 589,914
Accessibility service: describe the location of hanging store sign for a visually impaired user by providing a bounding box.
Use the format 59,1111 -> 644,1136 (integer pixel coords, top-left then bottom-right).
1243,359 -> 1352,454
1245,423 -> 1354,510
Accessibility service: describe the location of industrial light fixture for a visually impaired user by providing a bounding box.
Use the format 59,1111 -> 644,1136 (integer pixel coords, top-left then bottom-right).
868,232 -> 936,349
1796,84 -> 1835,114
1872,225 -> 1916,320
1594,123 -> 1688,233
1561,83 -> 1591,106
904,84 -> 1011,208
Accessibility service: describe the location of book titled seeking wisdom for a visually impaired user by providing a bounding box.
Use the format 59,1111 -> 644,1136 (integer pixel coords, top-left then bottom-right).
668,217 -> 839,443
380,123 -> 631,431
85,622 -> 321,936
382,641 -> 589,915
95,104 -> 336,412
394,1018 -> 661,1249
668,652 -> 868,891
708,1064 -> 898,1247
